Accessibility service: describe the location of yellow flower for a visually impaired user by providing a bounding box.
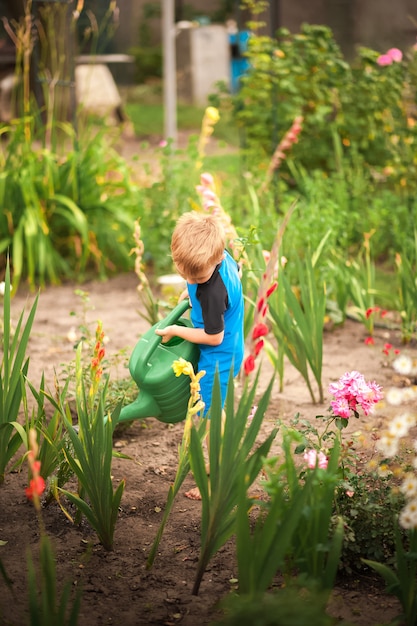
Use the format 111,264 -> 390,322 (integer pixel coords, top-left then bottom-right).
205,107 -> 220,123
188,400 -> 205,416
172,358 -> 194,378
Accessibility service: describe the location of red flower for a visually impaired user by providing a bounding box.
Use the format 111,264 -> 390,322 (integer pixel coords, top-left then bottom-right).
25,475 -> 45,501
266,281 -> 278,298
252,323 -> 268,340
254,339 -> 264,356
257,297 -> 265,312
364,336 -> 375,346
366,307 -> 380,319
244,355 -> 256,375
382,342 -> 392,355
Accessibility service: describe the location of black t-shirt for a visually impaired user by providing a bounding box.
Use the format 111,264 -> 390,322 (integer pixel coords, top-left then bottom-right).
196,263 -> 228,335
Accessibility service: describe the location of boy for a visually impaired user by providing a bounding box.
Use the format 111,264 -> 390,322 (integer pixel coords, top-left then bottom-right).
155,211 -> 244,417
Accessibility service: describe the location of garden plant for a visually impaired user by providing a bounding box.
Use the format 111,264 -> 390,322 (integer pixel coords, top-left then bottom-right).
1,1 -> 417,624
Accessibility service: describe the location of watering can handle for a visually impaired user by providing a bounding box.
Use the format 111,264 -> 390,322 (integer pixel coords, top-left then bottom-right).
139,298 -> 191,367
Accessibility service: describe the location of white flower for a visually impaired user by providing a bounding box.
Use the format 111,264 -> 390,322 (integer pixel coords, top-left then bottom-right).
402,387 -> 417,402
0,281 -> 11,296
405,413 -> 417,428
399,499 -> 417,529
67,327 -> 77,343
393,354 -> 413,376
376,434 -> 399,457
377,463 -> 392,478
400,472 -> 417,499
389,413 -> 414,438
385,387 -> 404,406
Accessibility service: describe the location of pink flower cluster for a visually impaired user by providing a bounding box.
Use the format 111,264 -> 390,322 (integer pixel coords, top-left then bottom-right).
377,48 -> 403,66
304,449 -> 328,470
196,172 -> 221,213
271,115 -> 303,167
195,173 -> 240,260
328,371 -> 383,419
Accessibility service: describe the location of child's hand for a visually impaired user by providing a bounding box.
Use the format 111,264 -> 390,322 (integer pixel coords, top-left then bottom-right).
155,325 -> 175,343
178,288 -> 189,303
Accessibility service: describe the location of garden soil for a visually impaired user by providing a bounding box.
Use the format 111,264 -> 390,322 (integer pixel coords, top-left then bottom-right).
1,271 -> 415,625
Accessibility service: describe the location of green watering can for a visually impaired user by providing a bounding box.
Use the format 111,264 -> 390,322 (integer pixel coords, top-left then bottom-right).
119,299 -> 199,424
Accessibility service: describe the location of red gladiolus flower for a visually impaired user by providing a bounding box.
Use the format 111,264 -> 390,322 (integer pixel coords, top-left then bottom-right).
25,475 -> 45,501
254,339 -> 264,356
266,281 -> 278,298
364,336 -> 375,346
257,297 -> 265,312
252,323 -> 268,340
244,355 -> 256,375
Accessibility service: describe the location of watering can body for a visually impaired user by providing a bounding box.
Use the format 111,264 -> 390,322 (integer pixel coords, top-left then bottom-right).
119,299 -> 199,424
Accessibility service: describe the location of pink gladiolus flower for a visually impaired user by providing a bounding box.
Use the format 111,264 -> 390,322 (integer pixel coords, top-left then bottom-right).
200,172 -> 214,186
262,250 -> 271,265
304,449 -> 328,470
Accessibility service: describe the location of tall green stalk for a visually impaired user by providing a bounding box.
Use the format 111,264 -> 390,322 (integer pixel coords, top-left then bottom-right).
269,248 -> 326,404
0,260 -> 38,483
48,345 -> 125,551
189,370 -> 277,595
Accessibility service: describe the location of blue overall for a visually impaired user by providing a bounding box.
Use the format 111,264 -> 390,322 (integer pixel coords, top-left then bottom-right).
186,250 -> 244,416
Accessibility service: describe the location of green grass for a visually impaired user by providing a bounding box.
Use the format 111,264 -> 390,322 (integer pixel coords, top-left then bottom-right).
123,83 -> 239,145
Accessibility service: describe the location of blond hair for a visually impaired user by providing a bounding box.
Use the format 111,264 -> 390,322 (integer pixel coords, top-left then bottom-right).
171,212 -> 226,276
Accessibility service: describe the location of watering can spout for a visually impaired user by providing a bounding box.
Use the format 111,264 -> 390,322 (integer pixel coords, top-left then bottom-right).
119,390 -> 161,423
